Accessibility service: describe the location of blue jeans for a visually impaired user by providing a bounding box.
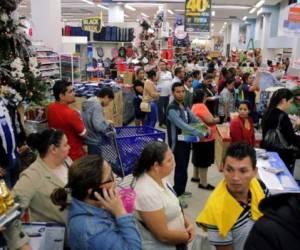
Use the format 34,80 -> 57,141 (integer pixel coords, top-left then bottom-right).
145,102 -> 158,128
173,141 -> 191,196
157,96 -> 169,126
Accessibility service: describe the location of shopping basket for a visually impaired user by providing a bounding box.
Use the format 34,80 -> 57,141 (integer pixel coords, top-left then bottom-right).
101,126 -> 165,177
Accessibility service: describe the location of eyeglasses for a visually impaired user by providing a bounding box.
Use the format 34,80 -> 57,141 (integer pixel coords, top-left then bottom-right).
99,171 -> 114,185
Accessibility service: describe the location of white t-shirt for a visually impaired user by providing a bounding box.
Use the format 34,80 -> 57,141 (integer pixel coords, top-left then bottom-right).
157,71 -> 173,97
135,173 -> 185,231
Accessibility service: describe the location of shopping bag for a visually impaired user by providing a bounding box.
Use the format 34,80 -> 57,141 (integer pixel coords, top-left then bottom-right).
191,234 -> 215,250
140,101 -> 151,112
23,222 -> 65,250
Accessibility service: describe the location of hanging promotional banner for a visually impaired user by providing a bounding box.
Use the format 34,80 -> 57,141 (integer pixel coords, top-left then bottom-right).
82,17 -> 102,33
184,0 -> 211,32
283,3 -> 300,36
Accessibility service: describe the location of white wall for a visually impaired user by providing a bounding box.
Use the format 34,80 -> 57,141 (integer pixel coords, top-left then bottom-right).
278,0 -> 289,37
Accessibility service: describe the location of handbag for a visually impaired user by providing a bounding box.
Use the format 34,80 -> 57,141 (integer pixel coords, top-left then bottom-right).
140,101 -> 151,113
262,113 -> 299,156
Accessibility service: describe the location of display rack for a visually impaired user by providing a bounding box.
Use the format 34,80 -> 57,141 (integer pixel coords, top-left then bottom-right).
60,54 -> 81,84
35,47 -> 60,80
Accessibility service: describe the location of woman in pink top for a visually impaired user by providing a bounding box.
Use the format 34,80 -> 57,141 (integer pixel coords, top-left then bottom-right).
191,89 -> 220,190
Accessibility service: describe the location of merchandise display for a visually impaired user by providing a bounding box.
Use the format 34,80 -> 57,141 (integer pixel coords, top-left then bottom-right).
60,54 -> 81,84
1,0 -> 300,249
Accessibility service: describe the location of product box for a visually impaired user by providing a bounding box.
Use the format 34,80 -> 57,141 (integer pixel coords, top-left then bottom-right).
118,71 -> 134,85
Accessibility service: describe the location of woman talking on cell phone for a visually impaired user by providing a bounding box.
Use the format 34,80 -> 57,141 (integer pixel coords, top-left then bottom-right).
51,155 -> 141,250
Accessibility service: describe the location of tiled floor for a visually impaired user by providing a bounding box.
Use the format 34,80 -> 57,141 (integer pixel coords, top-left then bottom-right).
184,163 -> 223,220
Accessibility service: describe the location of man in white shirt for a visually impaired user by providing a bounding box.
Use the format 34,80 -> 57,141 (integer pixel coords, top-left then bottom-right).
157,60 -> 173,128
172,67 -> 185,84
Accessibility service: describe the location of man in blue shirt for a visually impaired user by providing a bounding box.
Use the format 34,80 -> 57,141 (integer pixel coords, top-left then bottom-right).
167,82 -> 207,208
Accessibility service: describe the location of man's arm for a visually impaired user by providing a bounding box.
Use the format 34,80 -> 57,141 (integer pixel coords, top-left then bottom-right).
168,110 -> 203,137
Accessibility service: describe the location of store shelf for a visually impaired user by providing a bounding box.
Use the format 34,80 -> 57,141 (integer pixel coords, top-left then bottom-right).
38,61 -> 60,65
60,54 -> 81,84
40,67 -> 60,72
33,45 -> 61,80
37,55 -> 59,59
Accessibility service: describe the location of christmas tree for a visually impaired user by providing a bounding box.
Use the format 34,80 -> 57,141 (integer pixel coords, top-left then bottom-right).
132,10 -> 164,67
0,0 -> 47,104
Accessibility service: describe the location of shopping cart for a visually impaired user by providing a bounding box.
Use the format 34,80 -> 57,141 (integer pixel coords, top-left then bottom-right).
101,126 -> 165,177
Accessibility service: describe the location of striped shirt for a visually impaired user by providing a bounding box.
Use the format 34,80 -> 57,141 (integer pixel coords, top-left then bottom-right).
207,181 -> 269,250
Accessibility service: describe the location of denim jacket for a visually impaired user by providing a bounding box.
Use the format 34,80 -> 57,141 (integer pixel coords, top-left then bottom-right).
166,100 -> 203,150
68,198 -> 141,250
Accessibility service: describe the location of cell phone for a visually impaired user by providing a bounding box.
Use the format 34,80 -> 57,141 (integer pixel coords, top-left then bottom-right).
89,188 -> 104,201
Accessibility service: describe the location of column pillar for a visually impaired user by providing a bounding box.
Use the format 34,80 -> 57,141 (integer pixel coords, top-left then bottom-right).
261,14 -> 273,61
31,0 -> 62,52
108,4 -> 124,23
230,22 -> 240,50
222,25 -> 230,58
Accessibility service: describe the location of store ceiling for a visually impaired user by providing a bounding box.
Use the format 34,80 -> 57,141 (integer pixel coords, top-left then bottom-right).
19,0 -> 282,36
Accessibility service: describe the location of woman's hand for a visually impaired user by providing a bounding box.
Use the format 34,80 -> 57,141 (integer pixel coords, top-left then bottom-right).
184,214 -> 196,243
94,188 -> 126,218
186,223 -> 196,243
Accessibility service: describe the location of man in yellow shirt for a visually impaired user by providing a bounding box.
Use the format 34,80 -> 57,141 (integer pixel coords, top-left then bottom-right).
196,143 -> 269,250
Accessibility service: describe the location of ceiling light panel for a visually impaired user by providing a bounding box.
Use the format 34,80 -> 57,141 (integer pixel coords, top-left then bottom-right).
249,7 -> 257,14
168,9 -> 174,15
212,5 -> 250,10
82,0 -> 95,5
124,4 -> 136,11
255,0 -> 265,9
97,4 -> 109,10
141,12 -> 149,17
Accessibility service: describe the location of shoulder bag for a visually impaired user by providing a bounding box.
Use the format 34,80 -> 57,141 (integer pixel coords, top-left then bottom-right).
140,101 -> 151,113
262,113 -> 299,157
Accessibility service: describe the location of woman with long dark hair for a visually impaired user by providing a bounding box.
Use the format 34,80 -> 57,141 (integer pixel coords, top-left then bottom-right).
261,88 -> 300,171
191,89 -> 219,190
133,141 -> 195,250
51,155 -> 141,250
143,70 -> 160,127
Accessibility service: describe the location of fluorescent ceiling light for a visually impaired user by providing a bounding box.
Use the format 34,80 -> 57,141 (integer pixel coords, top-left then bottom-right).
130,3 -> 163,7
82,0 -> 95,5
168,9 -> 174,15
243,16 -> 247,21
211,11 -> 215,16
174,9 -> 185,12
212,5 -> 250,10
97,4 -> 109,10
125,4 -> 136,11
141,12 -> 149,18
124,14 -> 129,18
249,7 -> 257,14
63,13 -> 91,16
255,0 -> 265,9
20,4 -> 27,8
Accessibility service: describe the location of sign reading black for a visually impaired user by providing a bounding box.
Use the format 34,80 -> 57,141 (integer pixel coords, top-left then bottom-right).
185,0 -> 211,33
82,17 -> 102,33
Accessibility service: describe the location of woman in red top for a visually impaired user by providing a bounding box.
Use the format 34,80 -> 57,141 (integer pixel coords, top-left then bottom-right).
191,89 -> 220,190
230,101 -> 255,146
